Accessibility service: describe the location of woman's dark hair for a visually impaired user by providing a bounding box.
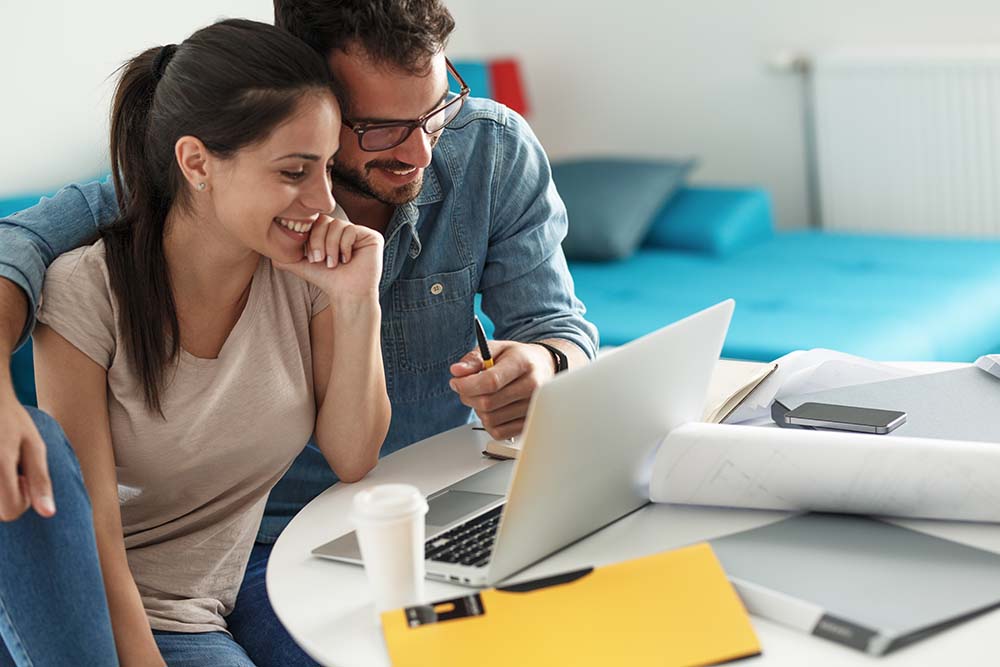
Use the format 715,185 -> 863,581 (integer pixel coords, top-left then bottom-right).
102,18 -> 334,415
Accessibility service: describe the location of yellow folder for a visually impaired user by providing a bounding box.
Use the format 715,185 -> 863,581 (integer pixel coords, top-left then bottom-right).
382,542 -> 761,667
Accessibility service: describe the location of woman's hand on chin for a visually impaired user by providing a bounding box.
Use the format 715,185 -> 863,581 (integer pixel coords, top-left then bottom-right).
274,215 -> 383,302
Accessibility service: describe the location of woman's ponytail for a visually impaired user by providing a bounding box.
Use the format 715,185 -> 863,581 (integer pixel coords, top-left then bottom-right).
109,45 -> 173,214
103,44 -> 182,416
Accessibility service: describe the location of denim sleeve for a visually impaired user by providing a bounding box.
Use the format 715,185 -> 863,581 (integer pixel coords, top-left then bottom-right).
479,111 -> 599,359
0,180 -> 118,348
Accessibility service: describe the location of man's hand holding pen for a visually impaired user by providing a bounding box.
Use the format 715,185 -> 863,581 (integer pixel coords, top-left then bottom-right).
449,340 -> 555,440
448,317 -> 556,440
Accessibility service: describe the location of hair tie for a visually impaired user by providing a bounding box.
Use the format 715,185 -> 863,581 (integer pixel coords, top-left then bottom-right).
151,44 -> 178,82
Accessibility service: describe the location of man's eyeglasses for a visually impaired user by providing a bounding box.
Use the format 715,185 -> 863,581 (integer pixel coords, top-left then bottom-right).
341,58 -> 471,152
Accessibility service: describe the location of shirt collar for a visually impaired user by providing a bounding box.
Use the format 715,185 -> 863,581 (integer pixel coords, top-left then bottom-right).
383,160 -> 443,247
413,160 -> 444,206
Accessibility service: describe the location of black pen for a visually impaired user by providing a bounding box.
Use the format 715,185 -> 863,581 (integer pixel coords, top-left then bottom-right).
473,316 -> 494,370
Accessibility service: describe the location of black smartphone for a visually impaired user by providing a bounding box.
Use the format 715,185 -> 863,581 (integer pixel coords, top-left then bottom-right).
782,402 -> 907,434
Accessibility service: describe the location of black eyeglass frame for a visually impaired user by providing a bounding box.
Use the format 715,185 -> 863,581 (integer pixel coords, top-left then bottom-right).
341,58 -> 471,152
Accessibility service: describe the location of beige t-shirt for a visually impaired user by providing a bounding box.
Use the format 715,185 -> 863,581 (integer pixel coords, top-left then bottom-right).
37,240 -> 329,634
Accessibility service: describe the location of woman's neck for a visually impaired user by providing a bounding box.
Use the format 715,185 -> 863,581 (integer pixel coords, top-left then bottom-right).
163,206 -> 259,309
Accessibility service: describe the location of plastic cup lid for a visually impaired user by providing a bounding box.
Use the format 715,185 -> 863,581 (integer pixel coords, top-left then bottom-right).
351,484 -> 428,522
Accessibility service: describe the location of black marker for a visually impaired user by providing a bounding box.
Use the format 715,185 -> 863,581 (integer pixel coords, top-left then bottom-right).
473,316 -> 494,370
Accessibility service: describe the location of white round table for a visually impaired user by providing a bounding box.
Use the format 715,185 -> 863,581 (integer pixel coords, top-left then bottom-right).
267,418 -> 1000,666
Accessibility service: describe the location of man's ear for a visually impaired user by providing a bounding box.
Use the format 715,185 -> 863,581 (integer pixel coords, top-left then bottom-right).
174,135 -> 212,191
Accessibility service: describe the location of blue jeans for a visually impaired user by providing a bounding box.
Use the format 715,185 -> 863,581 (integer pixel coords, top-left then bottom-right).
0,408 -> 117,667
153,631 -> 255,666
227,544 -> 319,667
0,407 -> 317,667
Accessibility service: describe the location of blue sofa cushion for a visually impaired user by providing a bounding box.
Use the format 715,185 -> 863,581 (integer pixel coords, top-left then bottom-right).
553,157 -> 695,261
0,194 -> 44,217
450,61 -> 492,101
569,231 -> 1000,362
644,186 -> 774,257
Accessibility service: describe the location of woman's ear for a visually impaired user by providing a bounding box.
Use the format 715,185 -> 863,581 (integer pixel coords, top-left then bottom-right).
175,136 -> 211,192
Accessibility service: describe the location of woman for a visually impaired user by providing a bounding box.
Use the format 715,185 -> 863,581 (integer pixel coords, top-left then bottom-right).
31,18 -> 389,666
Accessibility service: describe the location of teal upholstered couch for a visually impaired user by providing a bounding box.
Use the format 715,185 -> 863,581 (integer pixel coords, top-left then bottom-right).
563,185 -> 1000,361
570,186 -> 1000,361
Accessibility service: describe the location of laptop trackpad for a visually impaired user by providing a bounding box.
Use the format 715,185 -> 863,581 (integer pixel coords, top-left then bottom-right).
315,530 -> 363,561
313,490 -> 502,563
426,490 -> 502,530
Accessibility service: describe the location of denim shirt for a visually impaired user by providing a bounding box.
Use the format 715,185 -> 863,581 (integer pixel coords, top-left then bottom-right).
0,97 -> 598,540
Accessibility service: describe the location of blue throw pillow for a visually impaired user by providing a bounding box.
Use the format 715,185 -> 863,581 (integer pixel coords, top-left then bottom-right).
553,158 -> 695,261
643,186 -> 774,257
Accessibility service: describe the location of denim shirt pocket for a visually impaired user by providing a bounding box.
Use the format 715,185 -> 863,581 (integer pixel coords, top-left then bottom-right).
390,264 -> 477,375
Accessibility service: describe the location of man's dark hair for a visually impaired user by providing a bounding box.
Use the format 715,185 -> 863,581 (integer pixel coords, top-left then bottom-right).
274,0 -> 455,74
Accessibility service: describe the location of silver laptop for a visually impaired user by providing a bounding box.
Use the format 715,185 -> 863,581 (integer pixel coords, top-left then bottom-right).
312,299 -> 734,587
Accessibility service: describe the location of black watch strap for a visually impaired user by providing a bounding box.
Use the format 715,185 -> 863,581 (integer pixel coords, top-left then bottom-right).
530,341 -> 569,374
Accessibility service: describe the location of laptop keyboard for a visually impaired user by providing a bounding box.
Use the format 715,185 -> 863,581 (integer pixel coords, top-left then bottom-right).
424,505 -> 503,568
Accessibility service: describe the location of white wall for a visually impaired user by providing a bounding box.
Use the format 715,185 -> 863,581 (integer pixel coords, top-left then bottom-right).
445,0 -> 1000,228
0,0 -> 486,200
5,1 -> 1000,228
0,1 -> 273,198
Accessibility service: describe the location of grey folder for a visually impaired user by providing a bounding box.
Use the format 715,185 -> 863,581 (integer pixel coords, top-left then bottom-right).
771,366 -> 1000,441
710,513 -> 1000,655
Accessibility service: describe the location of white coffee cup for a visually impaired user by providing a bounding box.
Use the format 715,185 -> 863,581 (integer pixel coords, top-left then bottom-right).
350,484 -> 429,614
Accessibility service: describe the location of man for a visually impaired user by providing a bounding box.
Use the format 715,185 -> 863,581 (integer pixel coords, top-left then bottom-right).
0,1 -> 597,665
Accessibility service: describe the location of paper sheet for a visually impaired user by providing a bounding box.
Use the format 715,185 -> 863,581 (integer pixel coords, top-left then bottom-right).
703,360 -> 777,423
725,349 -> 916,424
650,422 -> 1000,523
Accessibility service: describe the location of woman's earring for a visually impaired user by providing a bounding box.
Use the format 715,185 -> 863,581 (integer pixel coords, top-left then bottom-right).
197,182 -> 207,191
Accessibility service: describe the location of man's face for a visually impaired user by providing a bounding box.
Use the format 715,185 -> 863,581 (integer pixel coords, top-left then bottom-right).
327,49 -> 449,206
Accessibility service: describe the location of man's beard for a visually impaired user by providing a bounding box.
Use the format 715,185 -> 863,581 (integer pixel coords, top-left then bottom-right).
331,158 -> 423,206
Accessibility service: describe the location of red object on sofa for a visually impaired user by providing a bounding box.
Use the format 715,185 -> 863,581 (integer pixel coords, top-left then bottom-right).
488,59 -> 529,117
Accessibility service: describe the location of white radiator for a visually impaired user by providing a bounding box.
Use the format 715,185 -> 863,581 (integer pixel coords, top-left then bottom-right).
812,47 -> 1000,236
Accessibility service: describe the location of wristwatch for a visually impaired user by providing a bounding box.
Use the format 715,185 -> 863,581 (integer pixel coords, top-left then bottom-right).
530,341 -> 569,374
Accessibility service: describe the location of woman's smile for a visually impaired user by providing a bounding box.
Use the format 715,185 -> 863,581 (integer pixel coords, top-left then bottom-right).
274,216 -> 315,242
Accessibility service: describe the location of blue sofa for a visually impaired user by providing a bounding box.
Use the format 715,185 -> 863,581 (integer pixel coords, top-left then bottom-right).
563,186 -> 1000,362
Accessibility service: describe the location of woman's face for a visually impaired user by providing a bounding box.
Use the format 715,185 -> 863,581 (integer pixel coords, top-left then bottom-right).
206,92 -> 341,264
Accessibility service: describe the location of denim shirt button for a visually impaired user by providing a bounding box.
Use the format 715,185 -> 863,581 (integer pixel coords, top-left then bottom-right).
430,283 -> 444,296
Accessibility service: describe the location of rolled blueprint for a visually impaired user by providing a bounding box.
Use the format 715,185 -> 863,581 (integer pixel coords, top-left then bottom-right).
650,422 -> 1000,523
